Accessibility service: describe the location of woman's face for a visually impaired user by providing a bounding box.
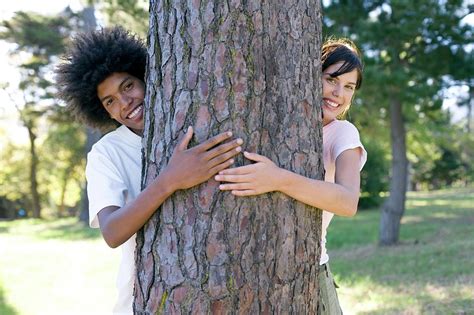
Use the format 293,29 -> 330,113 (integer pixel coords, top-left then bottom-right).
321,62 -> 358,125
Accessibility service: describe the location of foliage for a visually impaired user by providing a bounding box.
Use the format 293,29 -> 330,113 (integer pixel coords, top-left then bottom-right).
359,138 -> 389,209
323,0 -> 473,190
97,0 -> 149,37
40,117 -> 86,217
0,10 -> 82,217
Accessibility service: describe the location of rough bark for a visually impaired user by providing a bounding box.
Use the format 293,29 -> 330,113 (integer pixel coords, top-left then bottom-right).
379,96 -> 408,245
136,1 -> 324,313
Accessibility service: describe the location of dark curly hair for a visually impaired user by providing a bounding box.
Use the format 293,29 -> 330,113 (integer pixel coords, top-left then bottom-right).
55,26 -> 147,130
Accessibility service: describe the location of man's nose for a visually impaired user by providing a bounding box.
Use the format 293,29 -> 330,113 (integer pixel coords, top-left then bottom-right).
118,93 -> 133,107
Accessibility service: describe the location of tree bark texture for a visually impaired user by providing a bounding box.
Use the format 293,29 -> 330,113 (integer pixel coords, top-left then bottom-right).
380,96 -> 408,245
136,1 -> 324,313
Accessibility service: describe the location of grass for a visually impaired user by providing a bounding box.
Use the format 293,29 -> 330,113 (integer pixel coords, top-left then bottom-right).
328,187 -> 474,314
0,218 -> 120,315
0,187 -> 472,314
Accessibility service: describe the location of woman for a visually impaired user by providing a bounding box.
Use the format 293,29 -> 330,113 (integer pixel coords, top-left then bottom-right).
215,38 -> 367,314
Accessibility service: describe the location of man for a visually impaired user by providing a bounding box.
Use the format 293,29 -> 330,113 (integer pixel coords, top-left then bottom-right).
55,27 -> 243,314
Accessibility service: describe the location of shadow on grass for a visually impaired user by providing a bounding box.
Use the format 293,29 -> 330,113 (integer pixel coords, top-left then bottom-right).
0,282 -> 18,315
34,219 -> 102,241
0,218 -> 102,241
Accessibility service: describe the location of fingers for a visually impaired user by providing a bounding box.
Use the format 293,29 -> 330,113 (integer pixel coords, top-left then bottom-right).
198,131 -> 233,152
209,158 -> 236,176
231,190 -> 258,197
218,183 -> 251,191
218,164 -> 254,175
214,173 -> 248,183
243,151 -> 269,163
218,183 -> 258,196
207,145 -> 242,169
206,138 -> 243,160
177,126 -> 194,151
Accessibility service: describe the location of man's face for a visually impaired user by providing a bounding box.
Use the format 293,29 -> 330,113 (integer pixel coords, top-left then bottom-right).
97,72 -> 145,135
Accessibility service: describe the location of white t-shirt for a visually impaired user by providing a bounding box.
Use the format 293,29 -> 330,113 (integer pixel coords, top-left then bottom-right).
320,120 -> 367,265
86,125 -> 142,315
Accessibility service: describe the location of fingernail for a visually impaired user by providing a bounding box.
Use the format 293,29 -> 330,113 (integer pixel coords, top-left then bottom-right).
230,159 -> 234,163
227,131 -> 233,136
236,147 -> 241,152
244,151 -> 249,156
219,185 -> 224,189
215,175 -> 220,180
237,138 -> 243,144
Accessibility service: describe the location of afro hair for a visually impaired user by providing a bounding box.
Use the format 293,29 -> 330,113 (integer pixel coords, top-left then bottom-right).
55,26 -> 147,130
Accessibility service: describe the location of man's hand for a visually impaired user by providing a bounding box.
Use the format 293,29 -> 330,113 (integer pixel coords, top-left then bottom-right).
164,126 -> 243,191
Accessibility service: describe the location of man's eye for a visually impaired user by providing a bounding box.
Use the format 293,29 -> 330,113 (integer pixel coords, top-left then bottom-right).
105,99 -> 114,106
124,82 -> 134,90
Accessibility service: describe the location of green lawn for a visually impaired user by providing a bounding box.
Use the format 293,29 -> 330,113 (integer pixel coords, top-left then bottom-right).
328,187 -> 474,314
0,187 -> 472,314
0,219 -> 120,315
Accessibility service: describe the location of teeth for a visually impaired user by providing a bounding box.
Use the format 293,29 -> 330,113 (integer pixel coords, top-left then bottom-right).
128,105 -> 142,119
325,99 -> 339,108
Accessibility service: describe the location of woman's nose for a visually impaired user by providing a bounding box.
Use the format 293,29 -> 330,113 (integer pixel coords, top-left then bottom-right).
332,84 -> 342,97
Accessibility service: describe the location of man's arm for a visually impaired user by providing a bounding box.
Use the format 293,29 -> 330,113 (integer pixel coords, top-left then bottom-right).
98,127 -> 243,248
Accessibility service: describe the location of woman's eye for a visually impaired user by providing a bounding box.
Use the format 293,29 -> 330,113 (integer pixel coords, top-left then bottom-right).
345,85 -> 355,91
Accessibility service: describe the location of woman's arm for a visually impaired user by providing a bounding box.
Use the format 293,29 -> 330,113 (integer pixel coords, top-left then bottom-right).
215,149 -> 361,217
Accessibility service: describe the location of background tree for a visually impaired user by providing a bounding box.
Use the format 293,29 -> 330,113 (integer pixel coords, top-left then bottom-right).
0,10 -> 78,218
135,0 -> 324,312
323,0 -> 473,245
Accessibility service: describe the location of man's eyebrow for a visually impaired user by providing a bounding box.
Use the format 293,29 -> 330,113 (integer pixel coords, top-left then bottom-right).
99,76 -> 132,103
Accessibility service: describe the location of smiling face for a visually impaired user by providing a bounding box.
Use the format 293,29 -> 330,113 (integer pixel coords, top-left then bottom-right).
97,72 -> 145,135
321,62 -> 358,126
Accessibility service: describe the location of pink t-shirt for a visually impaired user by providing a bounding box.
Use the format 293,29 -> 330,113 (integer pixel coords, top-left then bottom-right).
320,120 -> 367,264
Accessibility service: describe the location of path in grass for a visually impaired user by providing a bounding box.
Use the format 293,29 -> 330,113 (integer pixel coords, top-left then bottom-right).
328,187 -> 474,314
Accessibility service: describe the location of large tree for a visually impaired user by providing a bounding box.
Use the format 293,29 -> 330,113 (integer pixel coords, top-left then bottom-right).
135,0 -> 324,312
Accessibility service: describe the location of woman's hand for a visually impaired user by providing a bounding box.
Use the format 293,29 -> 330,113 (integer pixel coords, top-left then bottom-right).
215,151 -> 283,196
164,126 -> 243,191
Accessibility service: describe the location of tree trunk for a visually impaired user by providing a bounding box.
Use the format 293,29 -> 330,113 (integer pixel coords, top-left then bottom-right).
27,124 -> 41,219
136,1 -> 324,313
379,96 -> 408,245
78,5 -> 99,224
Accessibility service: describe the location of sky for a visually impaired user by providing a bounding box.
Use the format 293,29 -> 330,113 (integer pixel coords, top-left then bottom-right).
0,2 -> 471,146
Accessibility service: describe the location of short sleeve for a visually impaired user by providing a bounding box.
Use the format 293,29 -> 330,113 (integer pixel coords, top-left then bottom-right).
332,122 -> 367,171
86,149 -> 128,228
